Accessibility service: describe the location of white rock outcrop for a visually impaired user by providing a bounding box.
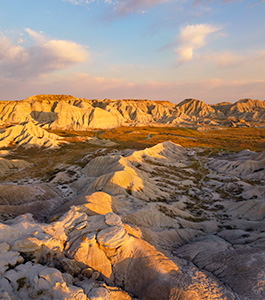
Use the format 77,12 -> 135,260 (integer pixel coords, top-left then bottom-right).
0,122 -> 65,149
0,208 -> 236,300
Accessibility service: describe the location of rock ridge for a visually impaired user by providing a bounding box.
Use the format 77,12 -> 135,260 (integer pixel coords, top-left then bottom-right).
0,95 -> 264,131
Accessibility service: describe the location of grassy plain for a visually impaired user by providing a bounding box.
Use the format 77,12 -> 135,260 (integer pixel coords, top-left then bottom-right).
98,127 -> 265,152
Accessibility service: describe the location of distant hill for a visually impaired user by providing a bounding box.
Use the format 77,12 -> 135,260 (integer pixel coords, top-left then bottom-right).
0,95 -> 264,130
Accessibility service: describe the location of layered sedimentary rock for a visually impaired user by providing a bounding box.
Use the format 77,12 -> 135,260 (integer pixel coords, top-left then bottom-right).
0,95 -> 264,131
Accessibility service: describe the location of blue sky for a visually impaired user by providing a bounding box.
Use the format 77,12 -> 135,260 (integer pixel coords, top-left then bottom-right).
0,0 -> 264,103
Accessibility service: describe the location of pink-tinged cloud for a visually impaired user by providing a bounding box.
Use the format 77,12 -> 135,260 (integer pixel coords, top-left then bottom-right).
113,0 -> 170,15
194,0 -> 265,7
0,72 -> 264,104
203,50 -> 265,68
194,0 -> 233,4
62,0 -> 169,12
205,51 -> 246,67
0,29 -> 89,79
176,24 -> 221,62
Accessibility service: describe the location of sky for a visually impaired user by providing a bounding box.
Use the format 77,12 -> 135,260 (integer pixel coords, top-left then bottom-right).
0,0 -> 265,104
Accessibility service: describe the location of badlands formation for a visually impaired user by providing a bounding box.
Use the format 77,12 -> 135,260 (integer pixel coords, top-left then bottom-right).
0,95 -> 265,300
0,94 -> 265,130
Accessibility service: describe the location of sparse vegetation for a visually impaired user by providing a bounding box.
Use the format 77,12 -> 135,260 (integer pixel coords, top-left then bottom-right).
158,205 -> 176,218
126,185 -> 133,195
99,126 -> 265,152
17,277 -> 27,290
2,126 -> 265,184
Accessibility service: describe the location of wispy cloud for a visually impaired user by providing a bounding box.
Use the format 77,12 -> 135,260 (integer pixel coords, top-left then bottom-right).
204,50 -> 265,68
0,71 -> 264,104
176,24 -> 221,63
194,0 -> 265,7
61,0 -> 171,18
0,29 -> 89,79
193,0 -> 233,5
61,0 -> 265,15
62,0 -> 95,5
250,0 -> 265,7
112,0 -> 170,15
206,51 -> 246,67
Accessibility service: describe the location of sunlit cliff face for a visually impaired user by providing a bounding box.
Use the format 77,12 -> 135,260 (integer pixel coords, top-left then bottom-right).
1,95 -> 265,133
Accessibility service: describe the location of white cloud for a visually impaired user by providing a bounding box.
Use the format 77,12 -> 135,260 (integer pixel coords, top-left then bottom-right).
176,24 -> 221,62
0,29 -> 89,79
25,28 -> 46,43
0,34 -> 27,63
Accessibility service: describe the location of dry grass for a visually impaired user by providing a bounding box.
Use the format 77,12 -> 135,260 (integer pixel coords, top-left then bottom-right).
47,129 -> 98,138
5,125 -> 265,151
99,126 -> 265,152
3,142 -> 102,182
3,126 -> 264,182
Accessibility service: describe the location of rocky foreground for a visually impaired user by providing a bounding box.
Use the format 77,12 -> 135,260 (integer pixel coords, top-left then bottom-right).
0,94 -> 265,130
0,140 -> 265,299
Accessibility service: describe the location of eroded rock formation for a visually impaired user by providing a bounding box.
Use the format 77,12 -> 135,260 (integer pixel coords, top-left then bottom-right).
0,95 -> 264,131
0,140 -> 265,299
